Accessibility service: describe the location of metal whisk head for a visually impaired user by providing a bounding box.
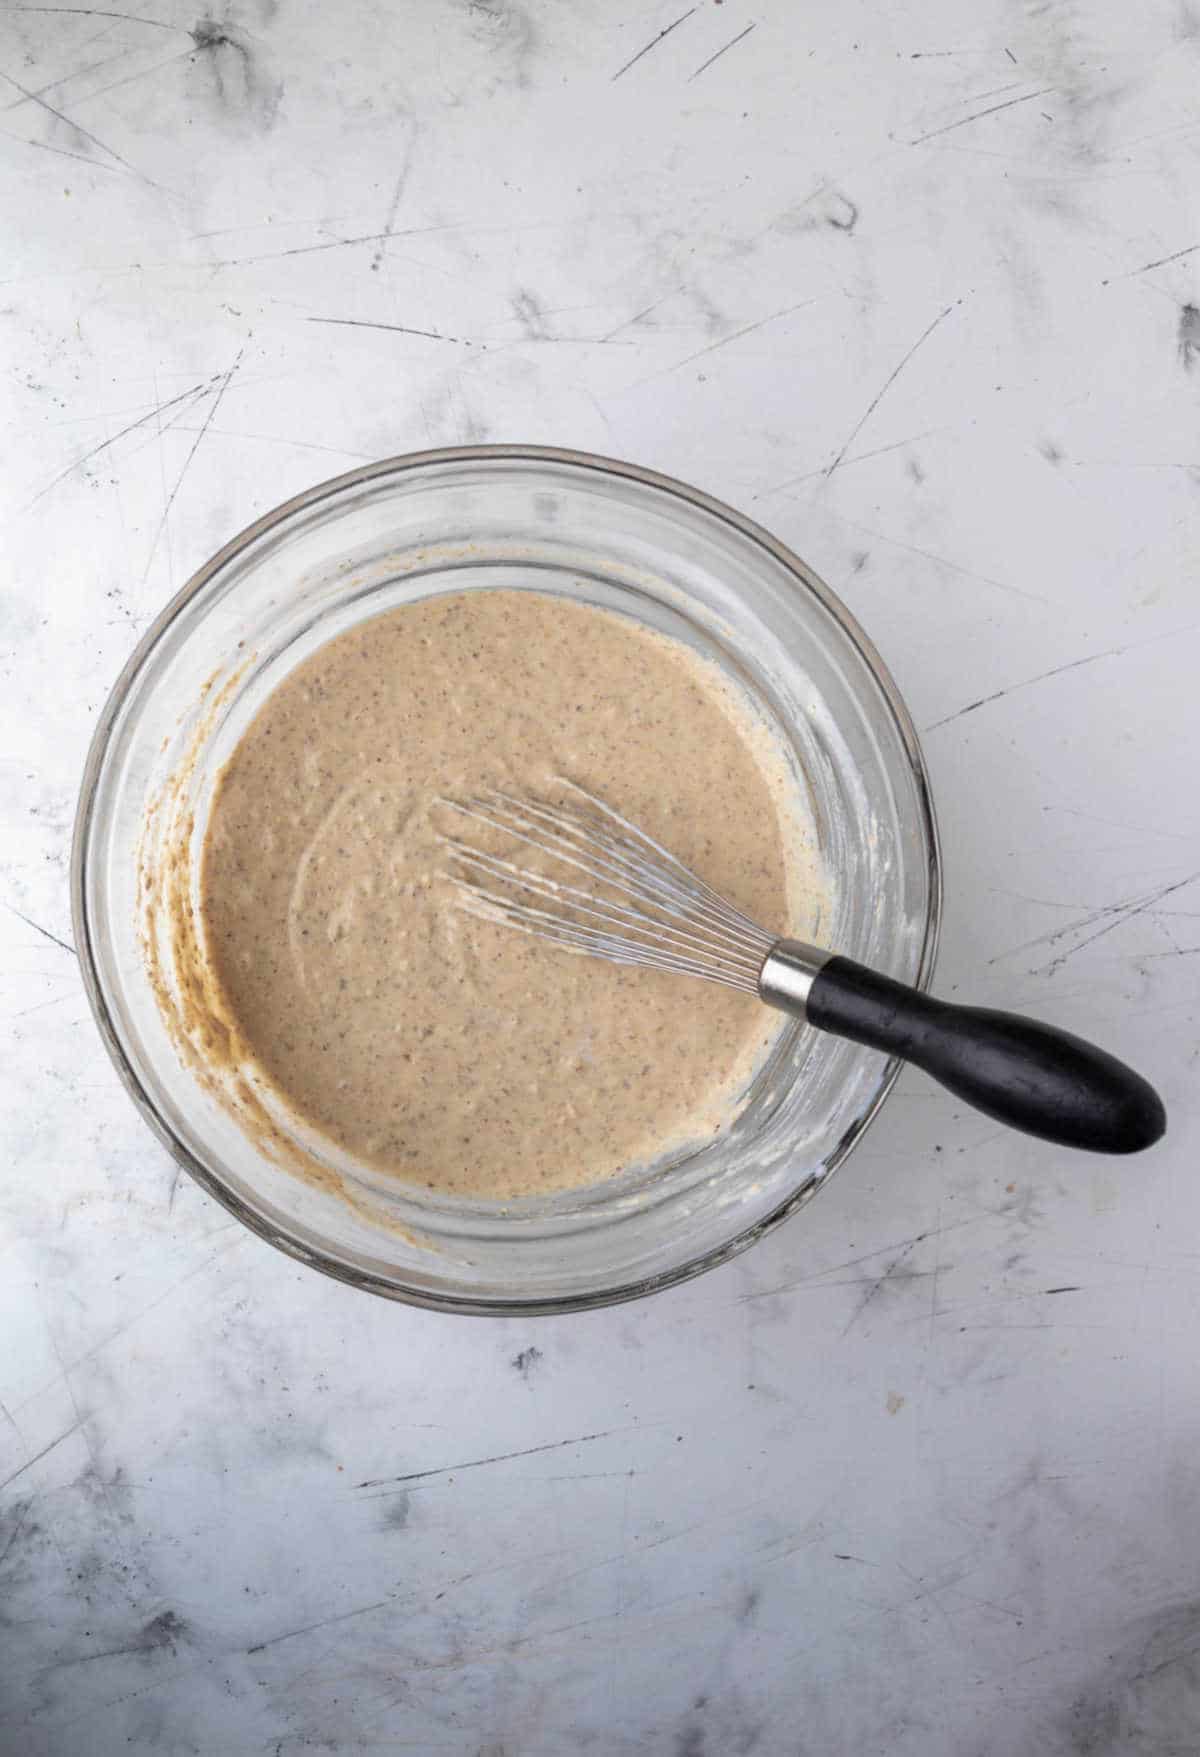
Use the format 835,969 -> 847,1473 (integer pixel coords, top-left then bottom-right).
438,781 -> 775,994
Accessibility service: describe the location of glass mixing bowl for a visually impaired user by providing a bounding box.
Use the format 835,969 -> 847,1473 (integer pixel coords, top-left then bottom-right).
72,447 -> 940,1314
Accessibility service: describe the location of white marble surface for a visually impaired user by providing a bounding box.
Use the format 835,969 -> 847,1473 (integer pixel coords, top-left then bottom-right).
2,0 -> 1199,1750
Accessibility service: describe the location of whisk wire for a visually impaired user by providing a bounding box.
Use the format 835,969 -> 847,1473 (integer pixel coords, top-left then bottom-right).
449,877 -> 766,990
445,841 -> 764,978
438,780 -> 775,994
443,790 -> 772,963
520,783 -> 770,940
452,880 -> 764,991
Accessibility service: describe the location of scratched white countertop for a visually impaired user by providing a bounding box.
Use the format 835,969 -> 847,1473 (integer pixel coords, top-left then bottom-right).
3,2 -> 1199,1752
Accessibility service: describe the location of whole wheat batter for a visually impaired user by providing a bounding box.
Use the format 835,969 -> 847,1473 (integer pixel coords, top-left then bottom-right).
199,590 -> 824,1199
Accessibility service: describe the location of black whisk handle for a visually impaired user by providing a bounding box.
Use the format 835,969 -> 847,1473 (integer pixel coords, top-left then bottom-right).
795,954 -> 1165,1155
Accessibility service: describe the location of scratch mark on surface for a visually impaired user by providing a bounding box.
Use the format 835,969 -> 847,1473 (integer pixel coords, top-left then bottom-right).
612,6 -> 696,80
142,350 -> 243,581
6,905 -> 76,957
990,861 -> 1200,964
922,74 -> 1028,103
955,1587 -> 1026,1621
108,380 -> 240,485
1104,242 -> 1200,283
826,302 -> 957,478
0,1416 -> 87,1495
0,120 -> 124,170
635,299 -> 815,384
909,86 -> 1055,145
39,1671 -> 189,1740
833,513 -> 1048,603
28,377 -> 214,507
687,21 -> 755,80
0,65 -> 148,179
43,1611 -> 188,1672
928,617 -> 1199,735
544,1468 -> 637,1484
210,230 -> 392,268
1,45 -> 142,114
167,1166 -> 183,1213
1043,1286 -> 1081,1295
757,428 -> 942,496
741,1270 -> 936,1299
370,128 -> 416,271
307,316 -> 470,343
737,1217 -> 979,1305
1034,870 -> 1200,973
924,646 -> 1120,731
168,425 -> 374,462
842,1238 -> 923,1336
601,294 -> 674,340
356,1428 -> 626,1489
1134,1640 -> 1200,1688
205,214 -> 609,270
10,992 -> 79,1021
8,7 -> 180,26
0,1504 -> 32,1572
247,1595 -> 398,1654
49,46 -> 193,110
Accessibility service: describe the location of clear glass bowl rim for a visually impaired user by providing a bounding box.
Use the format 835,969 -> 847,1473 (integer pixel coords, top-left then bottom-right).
71,444 -> 943,1316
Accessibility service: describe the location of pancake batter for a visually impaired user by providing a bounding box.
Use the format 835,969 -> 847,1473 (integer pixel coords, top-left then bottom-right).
199,589 -> 825,1198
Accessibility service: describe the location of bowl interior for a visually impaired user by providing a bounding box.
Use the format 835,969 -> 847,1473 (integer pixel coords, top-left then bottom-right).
73,448 -> 939,1312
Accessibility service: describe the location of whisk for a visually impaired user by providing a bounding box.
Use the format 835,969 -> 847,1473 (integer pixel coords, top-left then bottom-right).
440,783 -> 1165,1155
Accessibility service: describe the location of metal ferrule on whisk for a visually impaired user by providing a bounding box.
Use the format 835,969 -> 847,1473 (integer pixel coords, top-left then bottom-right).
756,939 -> 834,1020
